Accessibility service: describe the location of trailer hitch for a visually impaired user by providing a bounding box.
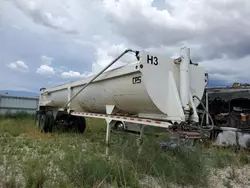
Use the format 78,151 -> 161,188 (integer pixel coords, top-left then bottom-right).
63,49 -> 140,111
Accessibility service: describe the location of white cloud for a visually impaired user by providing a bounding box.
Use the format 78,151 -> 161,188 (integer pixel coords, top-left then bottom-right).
7,60 -> 29,73
36,55 -> 55,77
61,70 -> 86,79
97,0 -> 250,85
201,55 -> 250,84
101,0 -> 197,47
36,65 -> 55,76
1,0 -> 250,91
11,0 -> 78,34
11,24 -> 21,30
101,0 -> 250,60
92,41 -> 138,74
40,55 -> 53,65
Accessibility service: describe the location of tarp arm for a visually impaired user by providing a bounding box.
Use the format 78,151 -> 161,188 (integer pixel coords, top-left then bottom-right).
63,49 -> 139,110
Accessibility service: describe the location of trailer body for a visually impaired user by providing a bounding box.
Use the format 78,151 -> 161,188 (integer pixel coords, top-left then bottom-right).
39,48 -> 206,120
36,47 -> 208,141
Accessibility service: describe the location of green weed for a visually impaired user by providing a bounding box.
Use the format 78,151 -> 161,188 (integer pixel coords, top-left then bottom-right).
55,146 -> 139,188
0,118 -> 36,136
22,159 -> 48,188
0,117 -> 249,188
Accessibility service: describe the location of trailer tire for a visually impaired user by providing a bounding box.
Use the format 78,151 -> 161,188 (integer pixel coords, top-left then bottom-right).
77,117 -> 86,133
114,121 -> 125,131
39,114 -> 50,133
36,114 -> 41,128
69,115 -> 86,133
47,114 -> 54,132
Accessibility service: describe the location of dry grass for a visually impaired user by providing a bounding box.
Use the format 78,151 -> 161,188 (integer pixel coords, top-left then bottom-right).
0,114 -> 250,188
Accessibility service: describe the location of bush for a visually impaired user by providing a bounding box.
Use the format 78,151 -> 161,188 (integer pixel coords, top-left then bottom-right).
55,146 -> 140,188
1,111 -> 35,119
111,136 -> 210,187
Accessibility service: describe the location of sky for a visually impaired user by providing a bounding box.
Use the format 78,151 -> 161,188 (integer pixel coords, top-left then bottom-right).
0,0 -> 250,93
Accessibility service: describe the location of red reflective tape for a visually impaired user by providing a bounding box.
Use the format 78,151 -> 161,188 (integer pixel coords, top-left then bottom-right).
73,112 -> 166,125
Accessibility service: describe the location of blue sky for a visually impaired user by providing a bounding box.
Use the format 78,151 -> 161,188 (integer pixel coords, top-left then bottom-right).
0,0 -> 250,92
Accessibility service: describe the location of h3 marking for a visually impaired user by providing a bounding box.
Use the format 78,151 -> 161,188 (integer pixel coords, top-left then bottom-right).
147,55 -> 158,66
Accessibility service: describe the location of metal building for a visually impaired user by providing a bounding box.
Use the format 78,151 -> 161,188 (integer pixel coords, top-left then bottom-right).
0,94 -> 39,115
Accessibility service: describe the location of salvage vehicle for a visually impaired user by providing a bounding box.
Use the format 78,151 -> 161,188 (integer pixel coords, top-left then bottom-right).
200,85 -> 250,148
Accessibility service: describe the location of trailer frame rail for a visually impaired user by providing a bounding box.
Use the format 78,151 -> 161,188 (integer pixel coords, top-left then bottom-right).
71,111 -> 173,128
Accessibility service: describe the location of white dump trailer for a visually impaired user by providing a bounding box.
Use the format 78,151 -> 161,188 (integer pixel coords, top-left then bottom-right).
36,46 -> 210,143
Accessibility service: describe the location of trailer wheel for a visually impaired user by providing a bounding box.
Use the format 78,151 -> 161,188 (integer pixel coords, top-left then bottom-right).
36,114 -> 41,128
47,114 -> 54,132
77,117 -> 86,133
114,121 -> 125,131
39,114 -> 50,133
69,115 -> 86,133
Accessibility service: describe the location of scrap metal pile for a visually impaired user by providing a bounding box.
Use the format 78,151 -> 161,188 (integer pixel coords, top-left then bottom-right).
199,84 -> 250,149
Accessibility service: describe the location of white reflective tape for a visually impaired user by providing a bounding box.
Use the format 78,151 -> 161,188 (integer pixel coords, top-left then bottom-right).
71,111 -> 171,128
